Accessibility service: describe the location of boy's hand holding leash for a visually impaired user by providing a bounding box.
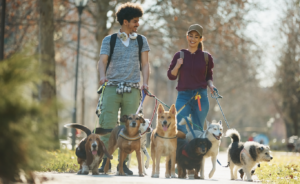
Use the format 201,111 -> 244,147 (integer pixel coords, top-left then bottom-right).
141,84 -> 149,90
99,77 -> 108,86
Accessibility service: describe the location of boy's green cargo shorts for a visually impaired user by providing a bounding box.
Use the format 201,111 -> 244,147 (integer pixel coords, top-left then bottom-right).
98,86 -> 140,158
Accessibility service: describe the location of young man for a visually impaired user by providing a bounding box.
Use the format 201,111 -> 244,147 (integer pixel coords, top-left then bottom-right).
97,2 -> 150,175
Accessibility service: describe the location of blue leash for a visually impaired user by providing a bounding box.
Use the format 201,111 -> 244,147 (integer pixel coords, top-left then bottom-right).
184,116 -> 196,138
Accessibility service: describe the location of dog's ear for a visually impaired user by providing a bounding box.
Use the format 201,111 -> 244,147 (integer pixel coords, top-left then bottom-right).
204,119 -> 210,130
96,137 -> 103,156
169,104 -> 176,115
85,137 -> 93,165
257,146 -> 264,153
120,115 -> 128,123
206,138 -> 212,150
138,116 -> 146,124
158,104 -> 165,114
98,139 -> 113,159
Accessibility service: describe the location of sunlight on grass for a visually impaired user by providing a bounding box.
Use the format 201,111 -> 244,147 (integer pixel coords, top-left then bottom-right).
40,148 -> 154,173
255,152 -> 300,184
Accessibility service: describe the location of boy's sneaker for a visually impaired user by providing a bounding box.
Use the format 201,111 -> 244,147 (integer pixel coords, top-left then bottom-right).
117,161 -> 133,175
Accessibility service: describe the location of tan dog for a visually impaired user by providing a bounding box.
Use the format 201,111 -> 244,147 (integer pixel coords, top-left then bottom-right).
104,114 -> 145,176
64,124 -> 112,175
151,104 -> 177,178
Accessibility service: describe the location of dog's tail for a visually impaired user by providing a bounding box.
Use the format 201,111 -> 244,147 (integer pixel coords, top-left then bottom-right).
64,124 -> 91,136
178,115 -> 193,132
226,129 -> 240,143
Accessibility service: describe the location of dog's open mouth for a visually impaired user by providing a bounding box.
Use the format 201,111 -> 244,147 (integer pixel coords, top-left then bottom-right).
213,134 -> 221,140
162,123 -> 171,131
92,150 -> 97,155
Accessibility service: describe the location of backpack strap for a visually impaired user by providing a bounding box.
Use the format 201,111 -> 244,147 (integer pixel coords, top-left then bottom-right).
137,35 -> 143,71
177,51 -> 184,80
106,33 -> 118,73
203,51 -> 209,78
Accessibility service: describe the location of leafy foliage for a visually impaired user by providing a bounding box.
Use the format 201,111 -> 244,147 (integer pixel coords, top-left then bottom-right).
0,53 -> 59,180
256,152 -> 300,183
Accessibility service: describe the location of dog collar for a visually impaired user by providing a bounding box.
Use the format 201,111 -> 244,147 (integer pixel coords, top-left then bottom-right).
154,132 -> 177,139
118,129 -> 141,141
181,145 -> 200,160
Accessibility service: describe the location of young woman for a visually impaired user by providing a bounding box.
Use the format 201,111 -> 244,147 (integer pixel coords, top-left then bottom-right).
167,24 -> 216,134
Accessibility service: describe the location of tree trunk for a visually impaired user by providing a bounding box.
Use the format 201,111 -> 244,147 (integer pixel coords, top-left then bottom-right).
39,0 -> 58,142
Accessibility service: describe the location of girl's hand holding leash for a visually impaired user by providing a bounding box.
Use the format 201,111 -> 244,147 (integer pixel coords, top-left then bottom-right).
207,80 -> 216,94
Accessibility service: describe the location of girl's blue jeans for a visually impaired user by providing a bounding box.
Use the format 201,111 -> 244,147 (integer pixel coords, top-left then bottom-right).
175,87 -> 209,134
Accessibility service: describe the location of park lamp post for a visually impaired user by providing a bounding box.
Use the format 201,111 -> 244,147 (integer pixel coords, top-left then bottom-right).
72,0 -> 89,150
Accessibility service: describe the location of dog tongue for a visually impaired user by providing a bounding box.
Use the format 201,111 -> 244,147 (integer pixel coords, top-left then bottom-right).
92,151 -> 97,155
163,126 -> 168,131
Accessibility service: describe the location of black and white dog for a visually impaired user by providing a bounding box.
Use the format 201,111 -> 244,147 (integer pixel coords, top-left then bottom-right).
180,117 -> 223,179
226,129 -> 273,181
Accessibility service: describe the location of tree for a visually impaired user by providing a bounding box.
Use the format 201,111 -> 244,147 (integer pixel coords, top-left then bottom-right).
275,0 -> 300,137
39,0 -> 58,141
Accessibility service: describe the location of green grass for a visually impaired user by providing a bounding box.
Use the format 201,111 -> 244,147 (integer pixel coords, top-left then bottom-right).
255,152 -> 300,184
39,148 -> 140,173
41,149 -> 300,183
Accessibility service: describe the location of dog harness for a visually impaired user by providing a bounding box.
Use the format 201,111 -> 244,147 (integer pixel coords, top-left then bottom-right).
154,133 -> 177,139
240,148 -> 252,165
118,128 -> 141,141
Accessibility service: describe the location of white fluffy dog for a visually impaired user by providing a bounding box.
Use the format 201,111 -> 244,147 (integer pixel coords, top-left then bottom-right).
180,118 -> 223,179
127,119 -> 152,175
226,129 -> 273,181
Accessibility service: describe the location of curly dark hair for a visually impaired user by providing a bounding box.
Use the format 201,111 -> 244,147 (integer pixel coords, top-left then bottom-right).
116,2 -> 143,25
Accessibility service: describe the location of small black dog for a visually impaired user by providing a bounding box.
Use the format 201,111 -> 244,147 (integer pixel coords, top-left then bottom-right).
175,138 -> 212,179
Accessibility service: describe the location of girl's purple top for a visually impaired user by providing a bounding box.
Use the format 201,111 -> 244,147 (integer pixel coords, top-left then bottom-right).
167,49 -> 214,91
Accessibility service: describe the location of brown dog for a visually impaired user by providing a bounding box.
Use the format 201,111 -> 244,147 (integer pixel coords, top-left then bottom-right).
151,104 -> 177,178
104,114 -> 145,176
64,124 -> 112,175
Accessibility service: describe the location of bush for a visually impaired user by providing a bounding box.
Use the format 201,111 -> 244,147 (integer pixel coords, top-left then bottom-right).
0,53 -> 59,181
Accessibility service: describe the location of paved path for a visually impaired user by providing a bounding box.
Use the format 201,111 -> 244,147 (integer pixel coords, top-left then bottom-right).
39,152 -> 259,184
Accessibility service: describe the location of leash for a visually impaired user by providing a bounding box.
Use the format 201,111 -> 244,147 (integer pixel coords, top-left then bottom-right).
139,89 -> 158,135
94,82 -> 107,133
210,88 -> 230,167
144,89 -> 203,131
211,88 -> 229,129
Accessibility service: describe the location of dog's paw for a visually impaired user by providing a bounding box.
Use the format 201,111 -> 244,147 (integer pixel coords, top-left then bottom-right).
165,173 -> 170,178
171,174 -> 177,178
77,170 -> 82,174
247,179 -> 253,182
152,174 -> 159,178
92,171 -> 99,175
139,173 -> 144,177
118,172 -> 127,176
145,162 -> 149,169
188,174 -> 194,179
209,170 -> 215,178
82,170 -> 89,175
